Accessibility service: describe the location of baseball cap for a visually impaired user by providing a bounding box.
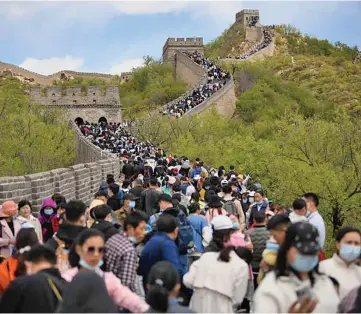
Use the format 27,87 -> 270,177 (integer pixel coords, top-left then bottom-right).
211,215 -> 233,231
124,193 -> 138,201
290,222 -> 321,255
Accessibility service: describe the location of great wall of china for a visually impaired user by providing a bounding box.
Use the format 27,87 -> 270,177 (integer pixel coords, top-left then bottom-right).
0,9 -> 274,210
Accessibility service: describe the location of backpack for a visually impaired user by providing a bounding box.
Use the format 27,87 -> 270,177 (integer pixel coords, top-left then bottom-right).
150,213 -> 161,231
151,211 -> 194,253
54,236 -> 70,272
222,198 -> 238,217
177,210 -> 194,252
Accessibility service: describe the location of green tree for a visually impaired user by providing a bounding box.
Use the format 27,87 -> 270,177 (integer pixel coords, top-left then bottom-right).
0,78 -> 75,175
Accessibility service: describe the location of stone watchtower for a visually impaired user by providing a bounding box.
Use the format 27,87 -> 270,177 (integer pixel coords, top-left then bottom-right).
162,37 -> 204,65
236,9 -> 260,31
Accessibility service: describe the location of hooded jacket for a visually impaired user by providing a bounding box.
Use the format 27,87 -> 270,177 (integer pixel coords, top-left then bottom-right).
38,208 -> 59,243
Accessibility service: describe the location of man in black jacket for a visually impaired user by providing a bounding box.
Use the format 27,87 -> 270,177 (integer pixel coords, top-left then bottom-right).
0,245 -> 67,313
46,200 -> 87,267
91,204 -> 120,242
107,183 -> 121,211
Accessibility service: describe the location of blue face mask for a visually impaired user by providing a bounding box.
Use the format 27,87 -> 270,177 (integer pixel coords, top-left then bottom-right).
256,201 -> 263,205
205,186 -> 210,190
242,199 -> 248,204
266,243 -> 280,251
128,236 -> 138,244
291,254 -> 319,273
233,223 -> 240,230
339,244 -> 361,262
44,209 -> 54,216
79,258 -> 104,271
129,201 -> 136,208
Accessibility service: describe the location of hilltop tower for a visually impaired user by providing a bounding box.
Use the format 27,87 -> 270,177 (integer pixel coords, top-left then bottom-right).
162,37 -> 204,65
236,9 -> 260,31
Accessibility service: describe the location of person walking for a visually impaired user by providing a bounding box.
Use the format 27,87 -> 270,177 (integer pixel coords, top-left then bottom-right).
183,215 -> 249,313
247,211 -> 269,288
254,222 -> 339,313
105,211 -> 148,293
139,214 -> 184,291
16,200 -> 43,243
303,192 -> 326,260
62,229 -> 149,313
146,261 -> 193,313
187,203 -> 207,266
319,226 -> 361,300
0,201 -> 21,258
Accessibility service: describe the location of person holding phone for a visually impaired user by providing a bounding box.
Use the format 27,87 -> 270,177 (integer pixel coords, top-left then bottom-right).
254,222 -> 339,313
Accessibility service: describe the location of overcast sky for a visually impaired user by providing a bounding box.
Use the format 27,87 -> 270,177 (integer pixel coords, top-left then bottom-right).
0,1 -> 360,75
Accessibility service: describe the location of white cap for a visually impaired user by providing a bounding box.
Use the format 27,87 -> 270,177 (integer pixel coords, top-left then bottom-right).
211,215 -> 233,231
168,176 -> 176,185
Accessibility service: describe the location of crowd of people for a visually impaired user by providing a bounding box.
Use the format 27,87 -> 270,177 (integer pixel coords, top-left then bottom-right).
161,51 -> 231,118
1,132 -> 361,313
77,120 -> 157,156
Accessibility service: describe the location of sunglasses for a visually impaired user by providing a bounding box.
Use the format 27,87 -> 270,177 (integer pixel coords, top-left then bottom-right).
86,246 -> 105,255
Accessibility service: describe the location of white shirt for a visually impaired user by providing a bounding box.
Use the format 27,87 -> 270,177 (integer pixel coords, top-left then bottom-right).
307,211 -> 326,249
289,211 -> 307,223
319,253 -> 361,300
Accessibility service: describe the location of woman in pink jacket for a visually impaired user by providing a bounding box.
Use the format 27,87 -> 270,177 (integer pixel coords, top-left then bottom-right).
62,229 -> 149,313
0,201 -> 21,259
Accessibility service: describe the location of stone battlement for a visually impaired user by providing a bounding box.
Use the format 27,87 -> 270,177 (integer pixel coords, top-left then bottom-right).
30,86 -> 120,107
236,9 -> 260,30
0,61 -> 132,85
163,37 -> 204,64
163,37 -> 203,53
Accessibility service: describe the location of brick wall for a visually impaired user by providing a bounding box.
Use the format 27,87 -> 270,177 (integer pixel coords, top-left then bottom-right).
183,75 -> 236,118
0,121 -> 120,213
175,51 -> 207,88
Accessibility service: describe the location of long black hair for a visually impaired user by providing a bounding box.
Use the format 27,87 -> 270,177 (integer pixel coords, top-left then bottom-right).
204,228 -> 233,253
15,228 -> 39,277
218,246 -> 253,263
146,261 -> 180,312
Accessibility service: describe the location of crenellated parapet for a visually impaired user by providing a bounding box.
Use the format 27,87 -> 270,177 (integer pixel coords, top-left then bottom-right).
30,85 -> 120,107
163,37 -> 204,65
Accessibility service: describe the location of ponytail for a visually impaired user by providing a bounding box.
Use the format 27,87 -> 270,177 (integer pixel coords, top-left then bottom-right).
218,245 -> 235,262
146,261 -> 180,313
146,280 -> 169,313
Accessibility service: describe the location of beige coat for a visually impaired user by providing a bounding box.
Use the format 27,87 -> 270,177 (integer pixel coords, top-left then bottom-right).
0,219 -> 21,258
183,251 -> 249,313
16,215 -> 43,243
